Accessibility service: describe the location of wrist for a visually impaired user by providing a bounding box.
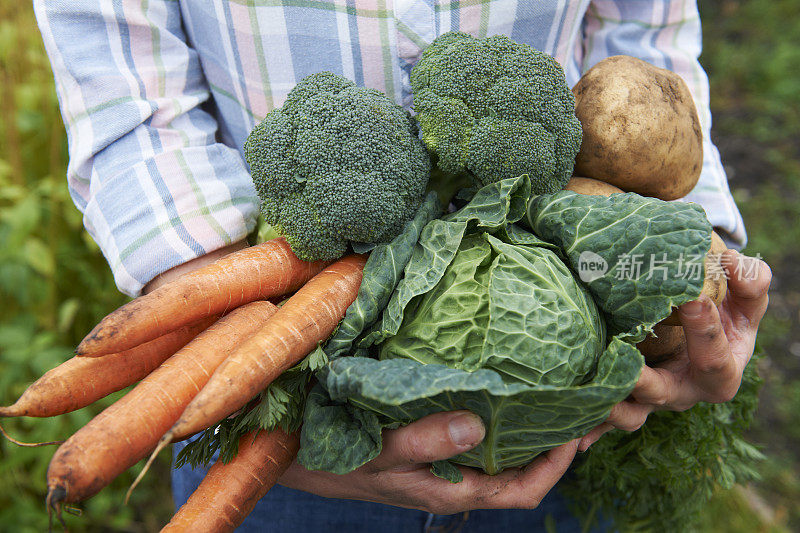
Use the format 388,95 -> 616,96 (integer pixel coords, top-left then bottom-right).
142,240 -> 248,294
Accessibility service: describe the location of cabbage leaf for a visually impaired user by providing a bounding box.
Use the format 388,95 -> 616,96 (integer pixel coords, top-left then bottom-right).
298,175 -> 712,478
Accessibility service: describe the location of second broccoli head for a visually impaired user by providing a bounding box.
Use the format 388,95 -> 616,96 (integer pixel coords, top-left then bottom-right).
411,32 -> 582,194
245,72 -> 431,262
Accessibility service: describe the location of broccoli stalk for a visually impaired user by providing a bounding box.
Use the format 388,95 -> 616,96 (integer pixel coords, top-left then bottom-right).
244,72 -> 431,262
410,32 -> 582,194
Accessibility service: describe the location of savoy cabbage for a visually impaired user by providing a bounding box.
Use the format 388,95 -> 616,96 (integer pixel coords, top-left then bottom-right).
297,175 -> 712,478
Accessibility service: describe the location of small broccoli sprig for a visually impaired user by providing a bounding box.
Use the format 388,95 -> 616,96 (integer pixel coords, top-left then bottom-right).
411,32 -> 582,194
244,72 -> 431,262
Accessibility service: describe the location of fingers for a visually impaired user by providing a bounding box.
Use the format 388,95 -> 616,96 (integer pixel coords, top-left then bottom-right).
724,250 -> 771,326
632,363 -> 686,407
605,399 -> 653,431
370,411 -> 485,471
578,423 -> 613,452
681,294 -> 741,402
634,295 -> 740,407
373,411 -> 573,513
481,439 -> 579,509
578,400 -> 652,451
284,432 -> 576,515
439,439 -> 579,512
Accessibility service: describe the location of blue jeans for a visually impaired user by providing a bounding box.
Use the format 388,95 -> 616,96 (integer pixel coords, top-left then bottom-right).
172,441 -> 608,533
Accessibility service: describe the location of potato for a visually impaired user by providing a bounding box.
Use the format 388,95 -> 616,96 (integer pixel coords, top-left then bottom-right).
572,55 -> 703,201
662,231 -> 728,325
565,176 -> 624,196
637,324 -> 686,365
702,231 -> 729,305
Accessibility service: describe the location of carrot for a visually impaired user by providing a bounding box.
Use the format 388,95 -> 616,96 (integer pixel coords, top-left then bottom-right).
44,302 -> 279,505
77,238 -> 329,357
0,318 -> 215,419
164,254 -> 366,441
162,429 -> 299,533
0,423 -> 63,447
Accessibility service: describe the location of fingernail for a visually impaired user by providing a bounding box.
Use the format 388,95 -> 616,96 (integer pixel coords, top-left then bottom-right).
680,296 -> 707,318
578,437 -> 595,453
449,413 -> 485,446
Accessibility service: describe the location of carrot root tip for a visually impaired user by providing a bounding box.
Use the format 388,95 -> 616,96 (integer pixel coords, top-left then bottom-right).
0,422 -> 64,447
125,435 -> 171,505
46,485 -> 66,508
46,486 -> 68,533
63,505 -> 83,517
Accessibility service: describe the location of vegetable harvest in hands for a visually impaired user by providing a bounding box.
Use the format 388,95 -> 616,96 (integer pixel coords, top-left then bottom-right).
0,31 -> 770,533
298,175 -> 713,476
2,240 -> 366,530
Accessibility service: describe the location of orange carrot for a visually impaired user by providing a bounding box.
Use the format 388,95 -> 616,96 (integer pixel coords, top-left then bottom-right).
0,318 -> 215,419
162,429 -> 299,533
165,254 -> 366,440
44,302 -> 279,505
77,238 -> 329,357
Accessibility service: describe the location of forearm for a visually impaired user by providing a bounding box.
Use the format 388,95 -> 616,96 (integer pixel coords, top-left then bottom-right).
34,0 -> 258,296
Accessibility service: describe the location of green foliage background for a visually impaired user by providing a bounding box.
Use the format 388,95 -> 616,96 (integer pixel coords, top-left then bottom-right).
0,1 -> 797,531
0,4 -> 172,531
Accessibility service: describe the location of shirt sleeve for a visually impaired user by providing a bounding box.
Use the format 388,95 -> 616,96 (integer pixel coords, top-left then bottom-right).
580,0 -> 746,248
34,0 -> 259,296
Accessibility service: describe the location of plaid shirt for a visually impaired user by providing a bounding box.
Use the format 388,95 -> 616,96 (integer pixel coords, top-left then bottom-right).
34,0 -> 746,296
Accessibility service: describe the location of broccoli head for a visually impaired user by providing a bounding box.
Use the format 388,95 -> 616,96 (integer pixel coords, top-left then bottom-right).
410,32 -> 582,193
244,72 -> 431,261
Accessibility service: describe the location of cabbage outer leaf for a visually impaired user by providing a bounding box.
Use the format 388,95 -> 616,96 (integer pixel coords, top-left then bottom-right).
323,192 -> 442,359
523,191 -> 712,338
299,176 -> 711,477
300,337 -> 641,475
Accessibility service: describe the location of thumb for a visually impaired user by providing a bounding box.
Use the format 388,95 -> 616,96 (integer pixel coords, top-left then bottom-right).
370,411 -> 485,470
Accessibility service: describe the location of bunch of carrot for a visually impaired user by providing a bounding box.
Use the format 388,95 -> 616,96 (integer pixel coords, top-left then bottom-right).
1,237 -> 367,532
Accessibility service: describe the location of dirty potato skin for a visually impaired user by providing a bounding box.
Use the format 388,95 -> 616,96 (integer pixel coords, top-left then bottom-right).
572,56 -> 703,201
662,231 -> 728,326
702,231 -> 729,306
566,176 -> 624,196
637,324 -> 687,365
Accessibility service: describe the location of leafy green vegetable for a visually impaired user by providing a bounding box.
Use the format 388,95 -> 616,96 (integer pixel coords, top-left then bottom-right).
323,192 -> 442,360
244,71 -> 431,261
379,232 -> 607,387
360,173 -> 532,349
411,32 -> 582,193
302,338 -> 641,475
298,175 -> 713,478
523,191 -> 712,336
298,384 -> 384,474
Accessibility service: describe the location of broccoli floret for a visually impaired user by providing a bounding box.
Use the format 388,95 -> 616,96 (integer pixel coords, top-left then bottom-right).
410,32 -> 582,193
244,72 -> 431,261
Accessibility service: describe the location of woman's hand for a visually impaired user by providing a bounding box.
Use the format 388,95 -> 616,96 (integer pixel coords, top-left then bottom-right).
280,410 -> 579,514
142,241 -> 248,294
580,250 -> 771,450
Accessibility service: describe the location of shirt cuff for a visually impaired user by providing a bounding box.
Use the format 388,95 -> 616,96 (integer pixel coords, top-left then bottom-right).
83,144 -> 258,296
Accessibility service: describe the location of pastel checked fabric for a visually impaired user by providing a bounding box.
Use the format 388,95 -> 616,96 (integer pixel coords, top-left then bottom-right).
34,0 -> 745,296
